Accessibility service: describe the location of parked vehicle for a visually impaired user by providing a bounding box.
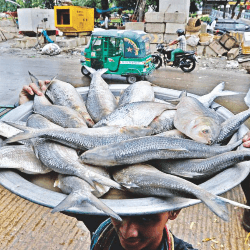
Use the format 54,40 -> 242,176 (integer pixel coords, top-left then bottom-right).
80,29 -> 155,84
151,44 -> 197,73
210,18 -> 250,32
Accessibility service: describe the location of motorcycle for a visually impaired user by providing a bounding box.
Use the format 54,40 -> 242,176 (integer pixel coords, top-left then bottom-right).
151,44 -> 197,73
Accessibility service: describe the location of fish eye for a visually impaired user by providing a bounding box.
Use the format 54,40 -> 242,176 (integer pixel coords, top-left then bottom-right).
202,129 -> 209,134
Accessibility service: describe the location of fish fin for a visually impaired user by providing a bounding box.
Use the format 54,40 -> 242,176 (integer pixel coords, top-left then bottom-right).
88,193 -> 122,221
84,65 -> 96,74
202,195 -> 229,221
51,192 -> 85,214
84,66 -> 108,76
28,71 -> 39,87
97,68 -> 109,76
44,74 -> 58,91
159,148 -> 189,152
244,86 -> 250,108
219,197 -> 250,210
216,90 -> 242,97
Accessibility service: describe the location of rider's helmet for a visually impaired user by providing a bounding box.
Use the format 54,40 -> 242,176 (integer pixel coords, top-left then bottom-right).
176,29 -> 185,36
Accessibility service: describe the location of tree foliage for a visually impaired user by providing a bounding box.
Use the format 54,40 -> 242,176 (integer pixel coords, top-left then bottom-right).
113,0 -> 137,9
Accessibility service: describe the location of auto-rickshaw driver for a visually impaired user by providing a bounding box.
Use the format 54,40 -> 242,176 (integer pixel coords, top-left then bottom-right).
80,30 -> 155,84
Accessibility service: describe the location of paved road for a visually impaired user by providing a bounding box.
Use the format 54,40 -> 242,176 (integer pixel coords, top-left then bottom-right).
1,54 -> 250,125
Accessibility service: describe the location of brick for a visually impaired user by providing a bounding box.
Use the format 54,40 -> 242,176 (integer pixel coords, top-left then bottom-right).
227,48 -> 239,60
146,23 -> 165,33
125,22 -> 145,31
164,12 -> 187,24
200,23 -> 207,33
0,32 -> 16,40
145,12 -> 164,23
0,19 -> 16,27
148,33 -> 164,43
209,40 -> 228,56
165,23 -> 186,34
15,37 -> 38,49
57,38 -> 77,49
164,34 -> 178,43
0,26 -> 18,33
196,45 -> 206,56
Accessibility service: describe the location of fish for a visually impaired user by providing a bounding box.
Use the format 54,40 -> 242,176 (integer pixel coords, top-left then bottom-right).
85,66 -> 117,123
94,101 -> 176,128
112,164 -> 250,221
149,110 -> 176,134
152,150 -> 250,181
45,79 -> 94,127
197,82 -> 241,108
216,87 -> 250,143
0,145 -> 51,174
52,174 -> 122,221
4,122 -> 153,151
174,95 -> 222,144
155,129 -> 188,139
29,72 -> 88,128
80,136 -> 242,167
24,114 -> 121,190
118,81 -> 154,106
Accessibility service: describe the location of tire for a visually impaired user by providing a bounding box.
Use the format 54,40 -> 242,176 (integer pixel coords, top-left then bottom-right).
81,66 -> 90,76
180,58 -> 196,73
126,75 -> 137,84
151,55 -> 162,69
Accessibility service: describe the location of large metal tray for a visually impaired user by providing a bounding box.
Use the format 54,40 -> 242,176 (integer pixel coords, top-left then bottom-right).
1,85 -> 249,215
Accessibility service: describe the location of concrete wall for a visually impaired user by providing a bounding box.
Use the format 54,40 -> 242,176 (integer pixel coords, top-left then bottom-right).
159,0 -> 190,23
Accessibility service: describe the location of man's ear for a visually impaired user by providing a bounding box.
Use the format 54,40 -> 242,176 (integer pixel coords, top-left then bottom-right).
169,209 -> 181,220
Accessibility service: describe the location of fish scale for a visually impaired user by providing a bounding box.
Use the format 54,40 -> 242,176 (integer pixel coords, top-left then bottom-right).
80,136 -> 242,166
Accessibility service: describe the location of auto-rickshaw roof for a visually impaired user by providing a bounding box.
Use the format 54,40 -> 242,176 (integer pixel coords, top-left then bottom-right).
91,29 -> 150,42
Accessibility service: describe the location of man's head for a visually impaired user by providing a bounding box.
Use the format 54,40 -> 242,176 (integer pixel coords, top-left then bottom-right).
215,18 -> 218,21
111,210 -> 181,250
176,29 -> 185,37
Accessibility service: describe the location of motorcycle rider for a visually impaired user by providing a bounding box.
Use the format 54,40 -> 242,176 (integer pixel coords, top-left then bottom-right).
167,29 -> 186,66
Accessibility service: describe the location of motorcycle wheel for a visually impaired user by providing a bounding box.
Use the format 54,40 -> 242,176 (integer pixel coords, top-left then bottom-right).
180,58 -> 196,73
151,55 -> 162,69
81,66 -> 91,76
127,75 -> 137,84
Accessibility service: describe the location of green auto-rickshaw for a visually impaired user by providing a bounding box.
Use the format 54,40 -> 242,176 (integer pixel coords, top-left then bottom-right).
80,29 -> 155,84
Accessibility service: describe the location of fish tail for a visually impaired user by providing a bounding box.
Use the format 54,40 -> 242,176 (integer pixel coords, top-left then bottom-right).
244,86 -> 250,108
3,122 -> 44,144
82,170 -> 122,190
51,192 -> 81,214
219,197 -> 250,210
88,193 -> 122,221
84,65 -> 108,76
28,71 -> 40,87
201,195 -> 229,221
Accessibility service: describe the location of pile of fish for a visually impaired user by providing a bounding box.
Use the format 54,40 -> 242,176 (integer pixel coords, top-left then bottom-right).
1,67 -> 250,222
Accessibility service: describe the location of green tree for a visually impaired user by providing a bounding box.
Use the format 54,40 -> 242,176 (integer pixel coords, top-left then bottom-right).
146,0 -> 159,11
113,0 -> 136,9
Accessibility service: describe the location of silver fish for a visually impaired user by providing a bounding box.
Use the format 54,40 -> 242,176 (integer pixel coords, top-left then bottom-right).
94,101 -> 176,128
216,87 -> 250,143
45,79 -> 94,127
152,150 -> 250,181
118,81 -> 154,106
52,174 -> 122,221
155,129 -> 188,139
85,66 -> 117,123
149,110 -> 176,134
0,145 -> 51,174
4,122 -> 153,151
80,136 -> 242,167
25,114 -> 121,190
174,95 -> 221,144
112,164 -> 231,221
29,72 -> 88,129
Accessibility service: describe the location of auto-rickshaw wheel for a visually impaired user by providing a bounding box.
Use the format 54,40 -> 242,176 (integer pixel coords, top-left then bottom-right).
81,66 -> 91,76
127,75 -> 137,84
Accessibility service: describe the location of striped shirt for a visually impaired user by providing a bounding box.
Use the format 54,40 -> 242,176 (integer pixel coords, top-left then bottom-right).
177,35 -> 186,51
